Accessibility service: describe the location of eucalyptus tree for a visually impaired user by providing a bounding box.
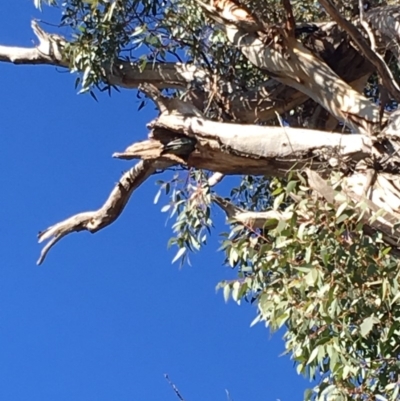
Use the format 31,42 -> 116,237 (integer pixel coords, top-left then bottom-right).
2,0 -> 400,399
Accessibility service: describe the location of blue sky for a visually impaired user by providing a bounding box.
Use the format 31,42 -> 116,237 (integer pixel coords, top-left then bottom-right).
0,2 -> 310,400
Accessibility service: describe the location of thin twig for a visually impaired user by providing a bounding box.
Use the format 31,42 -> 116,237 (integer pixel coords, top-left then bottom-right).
225,389 -> 233,401
164,374 -> 186,401
358,0 -> 376,51
281,0 -> 296,37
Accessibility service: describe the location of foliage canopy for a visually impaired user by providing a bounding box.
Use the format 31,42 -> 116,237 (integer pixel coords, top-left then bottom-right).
8,0 -> 400,399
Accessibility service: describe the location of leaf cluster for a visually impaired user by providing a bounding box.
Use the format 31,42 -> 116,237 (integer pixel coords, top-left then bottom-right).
220,174 -> 400,400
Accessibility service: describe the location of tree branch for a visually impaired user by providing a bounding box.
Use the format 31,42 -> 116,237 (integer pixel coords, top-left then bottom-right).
0,19 -> 378,128
306,169 -> 400,255
364,5 -> 400,65
0,20 -> 67,66
213,171 -> 400,255
195,0 -> 384,134
35,101 -> 400,263
0,21 -> 208,90
37,160 -> 172,264
359,0 -> 377,52
319,0 -> 400,102
114,107 -> 373,176
213,195 -> 294,228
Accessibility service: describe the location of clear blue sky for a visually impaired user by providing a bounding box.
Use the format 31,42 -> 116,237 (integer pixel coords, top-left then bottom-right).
0,3 -> 310,400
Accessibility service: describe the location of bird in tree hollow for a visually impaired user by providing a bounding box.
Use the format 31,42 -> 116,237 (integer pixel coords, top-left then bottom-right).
161,137 -> 197,159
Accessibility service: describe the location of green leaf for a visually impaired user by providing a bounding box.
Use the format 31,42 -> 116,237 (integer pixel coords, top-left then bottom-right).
336,202 -> 348,218
305,245 -> 312,264
298,222 -> 306,240
223,284 -> 230,303
307,346 -> 319,364
161,204 -> 171,213
390,291 -> 400,306
304,388 -> 313,401
250,314 -> 261,327
232,281 -> 241,302
336,213 -> 349,224
360,316 -> 379,337
286,180 -> 297,194
171,247 -> 186,264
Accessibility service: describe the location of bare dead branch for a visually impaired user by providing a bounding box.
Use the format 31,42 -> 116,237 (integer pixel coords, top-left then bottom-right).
164,375 -> 186,401
37,160 -> 173,264
0,20 -> 67,66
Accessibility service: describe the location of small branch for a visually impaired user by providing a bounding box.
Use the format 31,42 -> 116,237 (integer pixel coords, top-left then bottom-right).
139,83 -> 169,114
282,0 -> 296,37
164,374 -> 186,401
207,172 -> 224,187
358,0 -> 376,51
37,160 -> 172,264
0,22 -> 208,90
140,83 -> 204,117
319,0 -> 400,102
186,172 -> 225,203
0,20 -> 67,66
306,168 -> 400,237
213,195 -> 293,228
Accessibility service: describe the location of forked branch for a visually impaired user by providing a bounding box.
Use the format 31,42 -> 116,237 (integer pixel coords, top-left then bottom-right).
37,160 -> 172,264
